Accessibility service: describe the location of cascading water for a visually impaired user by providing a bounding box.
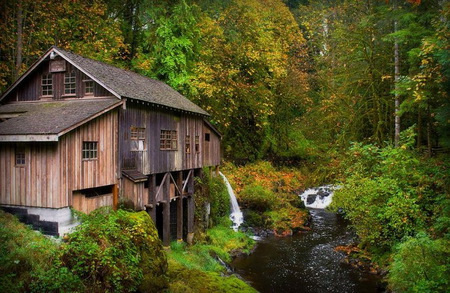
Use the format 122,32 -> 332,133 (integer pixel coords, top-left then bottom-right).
300,185 -> 338,209
219,172 -> 244,231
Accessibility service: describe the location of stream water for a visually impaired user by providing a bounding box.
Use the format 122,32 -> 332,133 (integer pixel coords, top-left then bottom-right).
231,187 -> 384,293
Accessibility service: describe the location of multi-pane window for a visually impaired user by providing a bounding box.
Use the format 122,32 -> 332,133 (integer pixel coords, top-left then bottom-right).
15,150 -> 25,166
195,135 -> 200,153
185,135 -> 191,153
131,127 -> 145,151
160,130 -> 178,150
41,74 -> 53,96
84,80 -> 94,95
64,71 -> 76,95
82,141 -> 98,160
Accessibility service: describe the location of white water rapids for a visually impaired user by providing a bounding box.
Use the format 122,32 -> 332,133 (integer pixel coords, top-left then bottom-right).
219,172 -> 244,231
299,185 -> 338,209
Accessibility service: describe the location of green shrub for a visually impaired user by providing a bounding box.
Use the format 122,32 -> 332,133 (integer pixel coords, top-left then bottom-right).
0,210 -> 63,292
240,184 -> 277,212
388,233 -> 450,293
60,208 -> 168,293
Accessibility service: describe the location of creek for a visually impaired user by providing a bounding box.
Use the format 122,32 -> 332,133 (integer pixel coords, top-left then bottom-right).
231,187 -> 384,293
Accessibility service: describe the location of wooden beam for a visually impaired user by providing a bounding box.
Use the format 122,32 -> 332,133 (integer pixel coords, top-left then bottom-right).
147,174 -> 156,222
187,195 -> 194,245
112,184 -> 118,211
163,173 -> 171,247
177,171 -> 183,241
154,172 -> 169,203
182,170 -> 193,194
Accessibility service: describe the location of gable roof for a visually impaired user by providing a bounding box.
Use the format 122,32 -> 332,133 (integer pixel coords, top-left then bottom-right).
0,98 -> 122,141
0,46 -> 209,116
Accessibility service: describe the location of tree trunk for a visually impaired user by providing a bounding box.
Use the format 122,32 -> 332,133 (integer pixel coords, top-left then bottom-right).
427,104 -> 432,157
394,1 -> 401,147
417,109 -> 422,148
15,0 -> 23,80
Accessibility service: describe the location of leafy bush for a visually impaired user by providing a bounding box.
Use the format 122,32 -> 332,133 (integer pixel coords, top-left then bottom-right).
240,184 -> 277,212
59,208 -> 168,293
388,232 -> 450,293
330,128 -> 447,257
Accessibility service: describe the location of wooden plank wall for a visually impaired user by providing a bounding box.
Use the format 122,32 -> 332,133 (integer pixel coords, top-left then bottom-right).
60,109 -> 118,205
122,177 -> 147,210
203,123 -> 221,167
0,142 -> 61,208
120,103 -> 205,175
72,191 -> 113,214
5,59 -> 113,103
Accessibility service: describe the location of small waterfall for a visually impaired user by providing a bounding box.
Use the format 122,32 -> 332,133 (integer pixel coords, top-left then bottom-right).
219,172 -> 244,231
299,185 -> 339,209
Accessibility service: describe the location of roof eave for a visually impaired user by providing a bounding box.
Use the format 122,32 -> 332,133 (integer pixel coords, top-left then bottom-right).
0,134 -> 59,142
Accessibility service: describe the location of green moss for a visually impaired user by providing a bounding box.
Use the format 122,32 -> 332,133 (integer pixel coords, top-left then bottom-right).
167,260 -> 257,293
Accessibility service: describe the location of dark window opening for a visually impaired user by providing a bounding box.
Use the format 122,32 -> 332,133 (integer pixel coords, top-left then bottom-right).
77,185 -> 114,198
15,150 -> 25,166
195,135 -> 200,153
205,133 -> 211,142
82,141 -> 98,160
185,135 -> 191,153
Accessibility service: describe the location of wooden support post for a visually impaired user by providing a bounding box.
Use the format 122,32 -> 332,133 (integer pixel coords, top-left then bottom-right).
177,171 -> 183,241
187,195 -> 194,245
163,173 -> 171,247
113,184 -> 119,211
148,174 -> 156,222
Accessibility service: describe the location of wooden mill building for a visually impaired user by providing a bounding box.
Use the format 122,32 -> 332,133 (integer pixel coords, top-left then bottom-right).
0,46 -> 221,245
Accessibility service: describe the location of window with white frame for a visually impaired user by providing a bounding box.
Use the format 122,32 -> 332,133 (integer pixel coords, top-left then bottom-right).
41,74 -> 53,96
64,71 -> 76,95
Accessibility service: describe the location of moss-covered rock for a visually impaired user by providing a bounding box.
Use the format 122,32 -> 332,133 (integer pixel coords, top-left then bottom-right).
127,211 -> 169,292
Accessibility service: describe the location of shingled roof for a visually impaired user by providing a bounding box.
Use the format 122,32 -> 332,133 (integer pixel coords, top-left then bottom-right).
57,47 -> 208,116
0,47 -> 209,116
0,98 -> 122,141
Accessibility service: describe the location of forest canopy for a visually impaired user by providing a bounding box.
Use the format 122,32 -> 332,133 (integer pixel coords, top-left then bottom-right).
0,0 -> 449,161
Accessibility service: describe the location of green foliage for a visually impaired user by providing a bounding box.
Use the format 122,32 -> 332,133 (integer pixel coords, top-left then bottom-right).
59,208 -> 168,293
240,184 -> 277,212
388,232 -> 450,293
166,220 -> 256,292
330,128 -> 449,259
194,168 -> 230,230
0,210 -> 61,292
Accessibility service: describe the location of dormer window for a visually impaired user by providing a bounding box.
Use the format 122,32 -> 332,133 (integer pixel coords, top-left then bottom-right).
64,71 -> 76,95
41,74 -> 53,96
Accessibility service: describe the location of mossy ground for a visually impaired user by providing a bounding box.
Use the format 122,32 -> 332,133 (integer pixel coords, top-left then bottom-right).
165,220 -> 256,292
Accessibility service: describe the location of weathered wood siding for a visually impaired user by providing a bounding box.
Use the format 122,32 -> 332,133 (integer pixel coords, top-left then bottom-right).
122,177 -> 147,210
202,123 -> 221,167
120,102 -> 204,175
0,142 -> 62,208
72,191 -> 113,214
0,109 -> 118,209
60,109 -> 119,203
3,59 -> 113,103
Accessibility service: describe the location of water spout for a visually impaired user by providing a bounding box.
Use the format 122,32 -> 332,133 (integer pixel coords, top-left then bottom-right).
219,172 -> 244,231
